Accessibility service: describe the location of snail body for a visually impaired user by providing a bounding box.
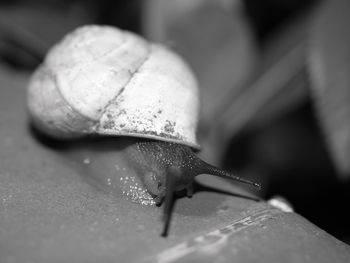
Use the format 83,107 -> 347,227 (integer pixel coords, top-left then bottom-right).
125,140 -> 260,203
27,25 -> 260,236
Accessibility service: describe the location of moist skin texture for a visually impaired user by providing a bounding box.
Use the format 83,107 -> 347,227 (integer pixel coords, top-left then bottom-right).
123,139 -> 260,236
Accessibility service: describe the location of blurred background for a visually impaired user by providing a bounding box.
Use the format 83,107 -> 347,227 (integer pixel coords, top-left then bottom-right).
1,0 -> 349,244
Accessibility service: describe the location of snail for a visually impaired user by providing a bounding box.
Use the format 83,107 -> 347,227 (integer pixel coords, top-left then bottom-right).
27,25 -> 260,236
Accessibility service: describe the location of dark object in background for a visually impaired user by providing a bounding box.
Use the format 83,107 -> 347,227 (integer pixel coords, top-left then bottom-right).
308,0 -> 350,178
243,0 -> 317,43
223,103 -> 350,242
0,25 -> 44,69
0,0 -> 142,70
91,0 -> 141,33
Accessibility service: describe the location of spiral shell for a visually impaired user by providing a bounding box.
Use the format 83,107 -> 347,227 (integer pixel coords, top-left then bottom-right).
27,25 -> 200,149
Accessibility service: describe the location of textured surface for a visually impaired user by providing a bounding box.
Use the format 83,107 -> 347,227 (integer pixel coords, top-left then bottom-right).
1,67 -> 350,262
27,25 -> 200,148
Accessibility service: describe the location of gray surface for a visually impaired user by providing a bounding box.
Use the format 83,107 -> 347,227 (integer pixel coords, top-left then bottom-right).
1,67 -> 350,263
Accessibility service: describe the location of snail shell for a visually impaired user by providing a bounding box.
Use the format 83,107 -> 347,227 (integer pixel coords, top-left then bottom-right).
27,25 -> 200,149
27,25 -> 261,237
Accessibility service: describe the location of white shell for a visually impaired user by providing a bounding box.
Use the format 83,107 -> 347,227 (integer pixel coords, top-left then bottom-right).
27,25 -> 200,149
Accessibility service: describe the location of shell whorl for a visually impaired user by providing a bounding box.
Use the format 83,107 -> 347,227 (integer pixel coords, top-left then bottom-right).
27,25 -> 200,149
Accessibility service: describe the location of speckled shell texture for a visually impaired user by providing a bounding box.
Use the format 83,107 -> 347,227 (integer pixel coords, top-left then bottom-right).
27,25 -> 200,148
